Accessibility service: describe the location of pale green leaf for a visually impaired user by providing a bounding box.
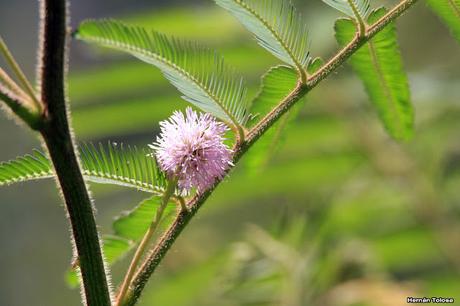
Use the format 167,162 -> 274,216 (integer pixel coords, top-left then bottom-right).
426,0 -> 460,43
247,65 -> 301,172
76,20 -> 249,127
0,143 -> 166,194
79,142 -> 166,194
322,0 -> 371,19
335,8 -> 414,140
214,0 -> 310,72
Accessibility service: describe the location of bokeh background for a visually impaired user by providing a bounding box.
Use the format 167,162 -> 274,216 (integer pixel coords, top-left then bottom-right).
1,0 -> 460,305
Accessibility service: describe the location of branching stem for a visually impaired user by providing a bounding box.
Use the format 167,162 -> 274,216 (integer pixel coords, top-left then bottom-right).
116,178 -> 178,306
121,1 -> 420,305
347,0 -> 367,37
0,36 -> 42,112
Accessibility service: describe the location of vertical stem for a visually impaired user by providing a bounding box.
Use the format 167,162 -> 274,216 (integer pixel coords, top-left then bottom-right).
116,179 -> 178,306
38,0 -> 112,305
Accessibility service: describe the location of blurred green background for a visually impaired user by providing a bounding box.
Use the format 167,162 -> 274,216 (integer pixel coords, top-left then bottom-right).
1,0 -> 460,305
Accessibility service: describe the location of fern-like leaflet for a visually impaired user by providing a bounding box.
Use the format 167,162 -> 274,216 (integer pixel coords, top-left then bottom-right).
76,20 -> 250,134
0,143 -> 166,194
322,0 -> 371,20
214,0 -> 310,80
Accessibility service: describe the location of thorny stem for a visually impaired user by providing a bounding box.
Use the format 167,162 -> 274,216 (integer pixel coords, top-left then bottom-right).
116,178 -> 178,306
38,0 -> 112,305
122,0 -> 420,305
0,36 -> 42,112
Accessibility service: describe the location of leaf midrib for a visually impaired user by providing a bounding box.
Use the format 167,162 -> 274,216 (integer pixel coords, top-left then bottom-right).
0,168 -> 161,194
234,0 -> 304,71
366,39 -> 404,136
347,0 -> 366,24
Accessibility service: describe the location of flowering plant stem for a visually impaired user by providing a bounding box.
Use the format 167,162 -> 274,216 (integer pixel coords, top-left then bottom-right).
122,0 -> 420,304
116,178 -> 178,306
37,0 -> 112,305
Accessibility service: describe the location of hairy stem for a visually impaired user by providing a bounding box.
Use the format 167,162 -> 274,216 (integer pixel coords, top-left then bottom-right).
119,0 -> 420,304
38,0 -> 112,305
116,179 -> 177,306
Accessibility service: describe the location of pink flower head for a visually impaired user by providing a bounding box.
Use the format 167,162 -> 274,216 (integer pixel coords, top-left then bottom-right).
151,107 -> 232,193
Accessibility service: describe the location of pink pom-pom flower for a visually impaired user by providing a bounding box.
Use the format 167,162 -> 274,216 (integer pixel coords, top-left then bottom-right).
150,107 -> 233,193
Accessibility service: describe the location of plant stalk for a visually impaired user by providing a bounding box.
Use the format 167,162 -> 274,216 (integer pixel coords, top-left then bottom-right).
116,179 -> 178,306
347,0 -> 367,37
0,36 -> 42,112
38,0 -> 112,305
106,0 -> 421,304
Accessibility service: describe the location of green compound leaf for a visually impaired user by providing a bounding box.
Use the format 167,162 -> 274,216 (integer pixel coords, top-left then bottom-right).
426,0 -> 460,44
76,20 -> 249,128
214,0 -> 310,73
79,142 -> 166,194
67,235 -> 134,288
247,65 -> 301,172
335,8 -> 414,141
322,0 -> 371,20
0,150 -> 53,184
0,143 -> 166,194
114,196 -> 176,241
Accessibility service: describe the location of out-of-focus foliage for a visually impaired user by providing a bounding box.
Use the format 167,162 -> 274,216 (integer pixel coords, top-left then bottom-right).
426,0 -> 460,43
335,8 -> 413,140
1,2 -> 460,306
